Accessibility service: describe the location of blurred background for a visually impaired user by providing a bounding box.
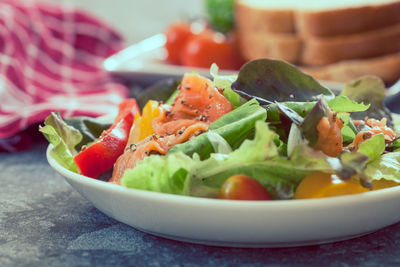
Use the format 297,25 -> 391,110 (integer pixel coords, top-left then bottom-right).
44,0 -> 205,43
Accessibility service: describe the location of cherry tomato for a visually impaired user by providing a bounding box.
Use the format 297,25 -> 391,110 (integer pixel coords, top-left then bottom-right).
165,22 -> 193,64
218,175 -> 271,200
181,31 -> 244,70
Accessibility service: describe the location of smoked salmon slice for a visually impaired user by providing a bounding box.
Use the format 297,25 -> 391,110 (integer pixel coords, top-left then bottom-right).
110,73 -> 233,185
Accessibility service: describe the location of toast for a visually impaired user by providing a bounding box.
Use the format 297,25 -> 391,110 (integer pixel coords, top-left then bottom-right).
235,0 -> 400,83
301,52 -> 400,84
301,24 -> 400,66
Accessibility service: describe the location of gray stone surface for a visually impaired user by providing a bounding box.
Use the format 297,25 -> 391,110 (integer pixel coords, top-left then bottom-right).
1,142 -> 400,266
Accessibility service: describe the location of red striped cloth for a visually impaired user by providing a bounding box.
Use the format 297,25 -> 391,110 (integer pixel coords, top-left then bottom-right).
0,0 -> 128,151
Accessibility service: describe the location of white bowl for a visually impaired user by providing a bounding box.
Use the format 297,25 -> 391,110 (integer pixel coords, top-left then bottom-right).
46,145 -> 400,247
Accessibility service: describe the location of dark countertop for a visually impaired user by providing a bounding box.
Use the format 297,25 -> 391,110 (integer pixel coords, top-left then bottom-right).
2,143 -> 400,266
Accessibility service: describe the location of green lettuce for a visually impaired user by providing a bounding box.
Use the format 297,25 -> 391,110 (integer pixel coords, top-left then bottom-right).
232,59 -> 334,103
135,78 -> 180,109
65,116 -> 112,150
168,98 -> 266,159
210,64 -> 243,108
358,134 -> 385,162
123,121 -> 368,199
328,95 -> 370,113
193,121 -> 367,199
121,152 -> 196,195
340,75 -> 392,125
39,112 -> 82,172
365,152 -> 400,183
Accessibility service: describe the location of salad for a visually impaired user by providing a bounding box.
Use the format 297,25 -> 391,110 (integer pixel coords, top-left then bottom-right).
40,59 -> 400,200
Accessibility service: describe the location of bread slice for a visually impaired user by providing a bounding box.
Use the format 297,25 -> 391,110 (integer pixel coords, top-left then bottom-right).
235,1 -> 295,34
237,32 -> 302,63
301,52 -> 400,84
236,0 -> 400,36
297,0 -> 400,37
235,0 -> 400,83
301,24 -> 400,66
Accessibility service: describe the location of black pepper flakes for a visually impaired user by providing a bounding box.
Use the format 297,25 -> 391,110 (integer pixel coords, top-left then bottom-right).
199,115 -> 208,121
363,132 -> 372,140
177,127 -> 186,135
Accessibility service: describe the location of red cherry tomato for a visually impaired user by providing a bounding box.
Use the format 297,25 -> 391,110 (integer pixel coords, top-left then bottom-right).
181,31 -> 244,70
165,22 -> 193,64
218,175 -> 271,201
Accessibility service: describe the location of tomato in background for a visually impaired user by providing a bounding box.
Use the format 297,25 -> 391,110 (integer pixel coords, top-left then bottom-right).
218,175 -> 271,200
164,22 -> 193,65
181,31 -> 244,70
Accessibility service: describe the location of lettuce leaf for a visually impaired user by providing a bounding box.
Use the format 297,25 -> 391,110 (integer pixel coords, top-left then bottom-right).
336,113 -> 357,144
121,120 -> 371,199
365,152 -> 400,183
264,96 -> 368,126
39,112 -> 82,172
232,59 -> 334,103
299,98 -> 329,146
168,98 -> 266,159
189,121 -> 360,199
358,134 -> 385,162
210,64 -> 244,108
65,116 -> 112,150
328,95 -> 370,113
340,76 -> 392,125
135,78 -> 180,109
121,152 -> 196,195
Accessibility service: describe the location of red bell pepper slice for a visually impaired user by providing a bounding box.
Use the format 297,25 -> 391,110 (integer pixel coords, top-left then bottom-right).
115,98 -> 140,123
73,99 -> 138,178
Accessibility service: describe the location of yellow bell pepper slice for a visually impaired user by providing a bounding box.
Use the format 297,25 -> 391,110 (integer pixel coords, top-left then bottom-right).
127,100 -> 161,145
294,172 -> 369,199
372,179 -> 400,190
294,172 -> 400,200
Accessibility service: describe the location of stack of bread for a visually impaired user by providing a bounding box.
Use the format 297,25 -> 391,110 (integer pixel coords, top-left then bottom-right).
235,0 -> 400,84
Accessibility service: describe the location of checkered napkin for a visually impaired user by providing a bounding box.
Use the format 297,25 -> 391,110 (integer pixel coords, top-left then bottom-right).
0,0 -> 128,151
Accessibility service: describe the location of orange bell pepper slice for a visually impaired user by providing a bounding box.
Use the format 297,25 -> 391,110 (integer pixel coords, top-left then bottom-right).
127,100 -> 161,146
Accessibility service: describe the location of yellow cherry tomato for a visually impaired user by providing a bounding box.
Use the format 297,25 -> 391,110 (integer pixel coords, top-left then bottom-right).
127,100 -> 161,145
294,172 -> 370,199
